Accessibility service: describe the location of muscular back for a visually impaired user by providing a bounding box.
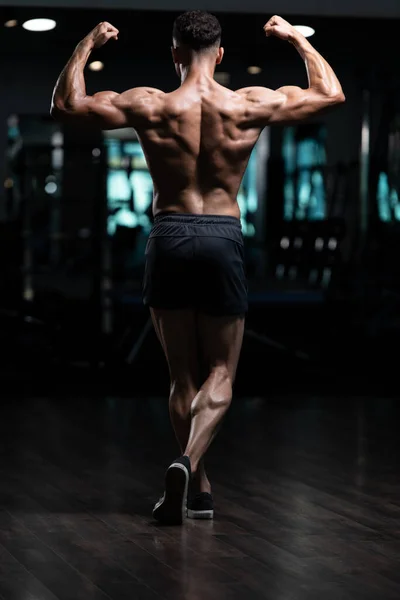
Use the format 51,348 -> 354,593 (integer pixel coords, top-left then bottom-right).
131,78 -> 262,218
52,18 -> 345,218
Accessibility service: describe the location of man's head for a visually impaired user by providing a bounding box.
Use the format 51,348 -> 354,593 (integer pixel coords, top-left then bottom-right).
172,11 -> 224,77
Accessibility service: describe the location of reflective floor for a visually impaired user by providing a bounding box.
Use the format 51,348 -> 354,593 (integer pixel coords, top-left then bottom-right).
0,396 -> 399,599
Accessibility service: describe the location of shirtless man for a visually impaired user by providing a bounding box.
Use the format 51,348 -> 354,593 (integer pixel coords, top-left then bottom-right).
51,11 -> 345,525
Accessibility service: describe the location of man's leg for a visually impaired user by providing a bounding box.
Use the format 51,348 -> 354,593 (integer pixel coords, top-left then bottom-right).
184,314 -> 245,474
150,308 -> 210,493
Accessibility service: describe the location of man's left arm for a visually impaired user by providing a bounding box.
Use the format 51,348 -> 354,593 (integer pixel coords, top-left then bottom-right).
51,22 -> 160,129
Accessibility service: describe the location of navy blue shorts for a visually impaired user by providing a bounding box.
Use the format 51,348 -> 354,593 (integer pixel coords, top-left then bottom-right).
143,213 -> 248,316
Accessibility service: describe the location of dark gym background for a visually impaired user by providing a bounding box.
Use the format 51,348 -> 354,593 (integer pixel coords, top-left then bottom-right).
2,4 -> 400,396
0,2 -> 400,600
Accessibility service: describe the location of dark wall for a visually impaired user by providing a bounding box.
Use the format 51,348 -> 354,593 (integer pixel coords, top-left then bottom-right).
2,0 -> 400,18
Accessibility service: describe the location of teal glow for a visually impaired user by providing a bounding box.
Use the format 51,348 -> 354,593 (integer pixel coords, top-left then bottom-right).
108,208 -> 138,236
129,171 -> 153,214
377,171 -> 400,222
283,126 -> 327,221
377,173 -> 391,221
123,142 -> 143,156
106,140 -> 152,235
246,147 -> 258,213
390,188 -> 399,207
107,170 -> 131,204
237,145 -> 258,237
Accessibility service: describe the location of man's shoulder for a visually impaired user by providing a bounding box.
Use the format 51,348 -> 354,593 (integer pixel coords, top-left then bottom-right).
110,88 -> 166,124
123,87 -> 165,102
118,87 -> 165,110
236,86 -> 279,102
213,85 -> 281,114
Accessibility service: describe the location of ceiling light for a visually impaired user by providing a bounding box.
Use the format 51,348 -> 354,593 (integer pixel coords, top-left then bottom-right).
293,25 -> 315,38
248,66 -> 262,75
22,18 -> 56,32
89,61 -> 104,72
4,20 -> 18,28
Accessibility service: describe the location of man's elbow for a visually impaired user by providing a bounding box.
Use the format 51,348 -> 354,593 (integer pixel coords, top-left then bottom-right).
50,96 -> 86,120
335,91 -> 346,104
328,90 -> 346,106
50,97 -> 70,120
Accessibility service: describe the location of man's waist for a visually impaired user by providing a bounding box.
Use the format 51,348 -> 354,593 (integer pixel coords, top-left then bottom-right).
154,211 -> 242,227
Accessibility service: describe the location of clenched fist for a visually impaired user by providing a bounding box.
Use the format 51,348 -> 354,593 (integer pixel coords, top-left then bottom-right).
264,15 -> 295,42
84,22 -> 119,50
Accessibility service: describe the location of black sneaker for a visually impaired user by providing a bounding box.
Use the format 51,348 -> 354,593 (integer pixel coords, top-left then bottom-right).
153,456 -> 191,525
187,491 -> 214,520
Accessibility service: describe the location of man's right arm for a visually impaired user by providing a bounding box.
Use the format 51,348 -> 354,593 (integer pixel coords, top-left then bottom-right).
238,16 -> 345,126
50,21 -> 164,130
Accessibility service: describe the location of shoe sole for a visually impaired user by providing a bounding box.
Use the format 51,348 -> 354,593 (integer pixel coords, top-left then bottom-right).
153,463 -> 189,525
187,508 -> 214,520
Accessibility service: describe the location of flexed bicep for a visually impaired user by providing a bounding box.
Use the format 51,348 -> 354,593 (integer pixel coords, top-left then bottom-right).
50,20 -> 164,130
237,15 -> 345,129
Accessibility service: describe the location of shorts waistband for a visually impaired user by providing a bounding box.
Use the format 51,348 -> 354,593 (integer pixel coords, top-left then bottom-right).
154,212 -> 241,228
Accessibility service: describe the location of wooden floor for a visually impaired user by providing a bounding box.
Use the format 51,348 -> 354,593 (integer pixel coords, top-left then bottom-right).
0,395 -> 399,600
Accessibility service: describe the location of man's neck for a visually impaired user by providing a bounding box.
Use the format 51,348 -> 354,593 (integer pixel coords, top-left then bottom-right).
180,61 -> 215,85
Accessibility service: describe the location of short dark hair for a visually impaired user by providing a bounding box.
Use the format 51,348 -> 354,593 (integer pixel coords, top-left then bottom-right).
173,10 -> 221,51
